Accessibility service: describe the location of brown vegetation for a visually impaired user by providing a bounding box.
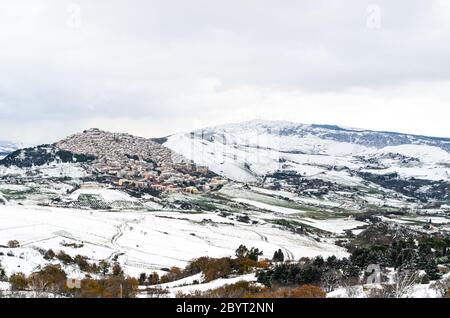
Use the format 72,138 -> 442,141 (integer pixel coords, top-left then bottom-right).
7,240 -> 20,248
9,272 -> 28,291
177,281 -> 326,298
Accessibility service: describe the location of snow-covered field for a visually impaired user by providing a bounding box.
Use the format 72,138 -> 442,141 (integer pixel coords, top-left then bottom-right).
0,205 -> 347,279
300,218 -> 366,234
69,188 -> 137,202
232,198 -> 306,215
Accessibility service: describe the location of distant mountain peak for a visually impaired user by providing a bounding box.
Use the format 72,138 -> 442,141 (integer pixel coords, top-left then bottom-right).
186,120 -> 449,153
163,119 -> 450,184
0,140 -> 22,157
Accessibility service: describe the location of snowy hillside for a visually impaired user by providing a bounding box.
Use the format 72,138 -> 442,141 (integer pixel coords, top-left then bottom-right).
1,124 -> 449,299
163,120 -> 450,184
0,141 -> 21,159
0,204 -> 348,278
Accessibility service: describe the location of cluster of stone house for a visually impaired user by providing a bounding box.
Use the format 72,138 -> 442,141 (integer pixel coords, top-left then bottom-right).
111,161 -> 226,194
55,128 -> 227,194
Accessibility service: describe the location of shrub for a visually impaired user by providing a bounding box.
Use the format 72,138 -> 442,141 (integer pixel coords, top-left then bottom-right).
56,251 -> 73,265
7,240 -> 20,248
203,258 -> 233,282
234,257 -> 258,274
247,248 -> 263,262
289,285 -> 326,298
148,272 -> 159,285
44,249 -> 55,260
76,276 -> 139,298
111,263 -> 123,277
9,272 -> 28,291
160,246 -> 267,285
178,282 -> 326,299
160,267 -> 183,283
257,259 -> 271,270
235,245 -> 249,258
99,260 -> 110,276
77,278 -> 103,298
177,281 -> 266,298
255,285 -> 327,298
235,245 -> 263,261
139,273 -> 147,285
73,255 -> 97,272
0,262 -> 6,280
273,249 -> 284,262
28,265 -> 67,293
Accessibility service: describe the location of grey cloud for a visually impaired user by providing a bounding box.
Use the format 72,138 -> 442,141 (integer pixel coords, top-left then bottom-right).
0,0 -> 449,143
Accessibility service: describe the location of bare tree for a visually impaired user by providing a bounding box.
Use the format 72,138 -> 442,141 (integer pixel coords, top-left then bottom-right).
392,270 -> 420,298
320,269 -> 343,292
369,270 -> 420,298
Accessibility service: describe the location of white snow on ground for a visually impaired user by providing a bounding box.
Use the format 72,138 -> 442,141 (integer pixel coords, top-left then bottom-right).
377,216 -> 414,224
0,184 -> 31,192
164,131 -> 371,183
0,281 -> 10,290
401,216 -> 450,224
38,163 -> 88,179
0,248 -> 46,276
0,205 -> 347,278
300,218 -> 367,234
0,162 -> 89,180
232,198 -> 305,215
69,188 -> 136,202
327,286 -> 367,298
165,123 -> 450,183
361,165 -> 450,182
376,145 -> 450,164
251,186 -> 344,208
154,273 -> 204,290
406,283 -> 442,298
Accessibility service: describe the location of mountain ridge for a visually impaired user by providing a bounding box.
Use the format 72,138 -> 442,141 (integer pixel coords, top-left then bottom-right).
184,119 -> 450,151
154,120 -> 449,154
0,140 -> 22,158
163,120 -> 450,188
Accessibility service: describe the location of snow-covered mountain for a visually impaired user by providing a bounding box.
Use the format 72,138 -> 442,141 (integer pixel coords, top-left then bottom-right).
1,123 -> 449,299
0,141 -> 22,158
163,120 -> 450,184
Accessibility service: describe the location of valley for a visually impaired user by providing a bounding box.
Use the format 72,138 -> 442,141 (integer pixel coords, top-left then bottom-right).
0,120 -> 449,298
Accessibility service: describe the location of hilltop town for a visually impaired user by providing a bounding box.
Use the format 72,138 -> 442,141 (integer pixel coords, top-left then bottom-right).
0,129 -> 228,203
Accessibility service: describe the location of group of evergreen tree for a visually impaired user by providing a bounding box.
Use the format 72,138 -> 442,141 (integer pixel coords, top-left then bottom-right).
257,237 -> 449,288
0,261 -> 6,280
235,245 -> 263,261
273,249 -> 285,262
350,237 -> 448,280
257,255 -> 359,288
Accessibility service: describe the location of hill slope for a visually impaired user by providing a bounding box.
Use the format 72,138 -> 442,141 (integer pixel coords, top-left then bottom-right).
0,141 -> 21,158
163,120 -> 450,203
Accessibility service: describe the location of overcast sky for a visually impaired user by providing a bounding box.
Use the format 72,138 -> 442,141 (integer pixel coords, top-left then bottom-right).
0,0 -> 449,144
